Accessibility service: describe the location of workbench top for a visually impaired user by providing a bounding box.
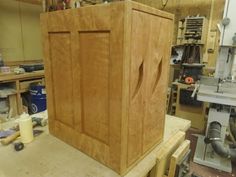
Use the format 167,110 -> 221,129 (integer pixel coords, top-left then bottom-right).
0,114 -> 190,177
0,70 -> 44,82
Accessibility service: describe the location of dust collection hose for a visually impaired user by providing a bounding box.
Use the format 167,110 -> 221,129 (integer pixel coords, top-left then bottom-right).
207,121 -> 236,160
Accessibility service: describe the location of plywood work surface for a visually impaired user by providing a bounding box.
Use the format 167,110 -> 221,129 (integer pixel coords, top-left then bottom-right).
0,115 -> 190,177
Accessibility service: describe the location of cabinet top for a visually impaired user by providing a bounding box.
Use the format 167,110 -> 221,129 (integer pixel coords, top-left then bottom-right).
41,0 -> 174,21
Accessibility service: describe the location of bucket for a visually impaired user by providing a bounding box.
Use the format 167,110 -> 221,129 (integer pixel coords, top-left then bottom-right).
30,85 -> 46,113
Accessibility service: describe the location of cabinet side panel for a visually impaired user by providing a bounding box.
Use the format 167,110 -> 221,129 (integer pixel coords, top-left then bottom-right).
49,32 -> 74,127
79,31 -> 110,145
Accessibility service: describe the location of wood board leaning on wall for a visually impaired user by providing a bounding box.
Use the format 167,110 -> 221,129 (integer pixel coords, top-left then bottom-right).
0,0 -> 43,65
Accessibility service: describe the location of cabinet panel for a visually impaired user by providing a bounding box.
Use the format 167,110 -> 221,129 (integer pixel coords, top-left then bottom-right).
79,31 -> 110,145
49,32 -> 74,127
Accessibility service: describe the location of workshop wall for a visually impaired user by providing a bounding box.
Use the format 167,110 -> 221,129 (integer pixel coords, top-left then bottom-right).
134,0 -> 225,67
0,0 -> 42,65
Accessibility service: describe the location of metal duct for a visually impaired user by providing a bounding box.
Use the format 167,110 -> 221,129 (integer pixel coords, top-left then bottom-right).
208,121 -> 236,160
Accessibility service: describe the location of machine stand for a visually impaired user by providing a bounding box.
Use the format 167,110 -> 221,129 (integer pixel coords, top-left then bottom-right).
193,135 -> 232,173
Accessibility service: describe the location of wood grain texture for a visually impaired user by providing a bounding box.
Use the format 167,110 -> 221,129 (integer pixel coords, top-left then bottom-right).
120,1 -> 132,172
41,1 -> 173,174
128,8 -> 173,166
128,9 -> 148,165
142,11 -> 173,153
49,32 -> 74,127
80,31 -> 110,144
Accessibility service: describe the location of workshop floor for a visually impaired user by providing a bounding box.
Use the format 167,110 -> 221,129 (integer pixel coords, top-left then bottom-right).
186,129 -> 236,177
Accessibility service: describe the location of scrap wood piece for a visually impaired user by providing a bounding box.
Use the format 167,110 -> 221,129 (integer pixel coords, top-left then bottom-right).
150,131 -> 186,177
168,140 -> 190,177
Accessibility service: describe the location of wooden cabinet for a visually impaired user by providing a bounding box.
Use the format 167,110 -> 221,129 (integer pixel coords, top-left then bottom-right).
41,1 -> 173,174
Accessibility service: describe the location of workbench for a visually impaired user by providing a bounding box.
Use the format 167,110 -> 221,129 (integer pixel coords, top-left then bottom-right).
0,70 -> 44,116
0,114 -> 190,177
171,82 -> 207,131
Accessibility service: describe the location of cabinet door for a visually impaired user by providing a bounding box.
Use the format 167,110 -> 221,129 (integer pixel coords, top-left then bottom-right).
128,9 -> 149,165
41,4 -> 124,172
143,16 -> 173,152
128,10 -> 173,165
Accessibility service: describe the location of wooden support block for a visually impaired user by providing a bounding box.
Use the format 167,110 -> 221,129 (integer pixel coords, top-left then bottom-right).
150,131 -> 186,177
8,95 -> 18,118
167,140 -> 190,177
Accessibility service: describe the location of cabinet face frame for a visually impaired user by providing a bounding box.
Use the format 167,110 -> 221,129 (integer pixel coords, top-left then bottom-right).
41,1 -> 174,174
